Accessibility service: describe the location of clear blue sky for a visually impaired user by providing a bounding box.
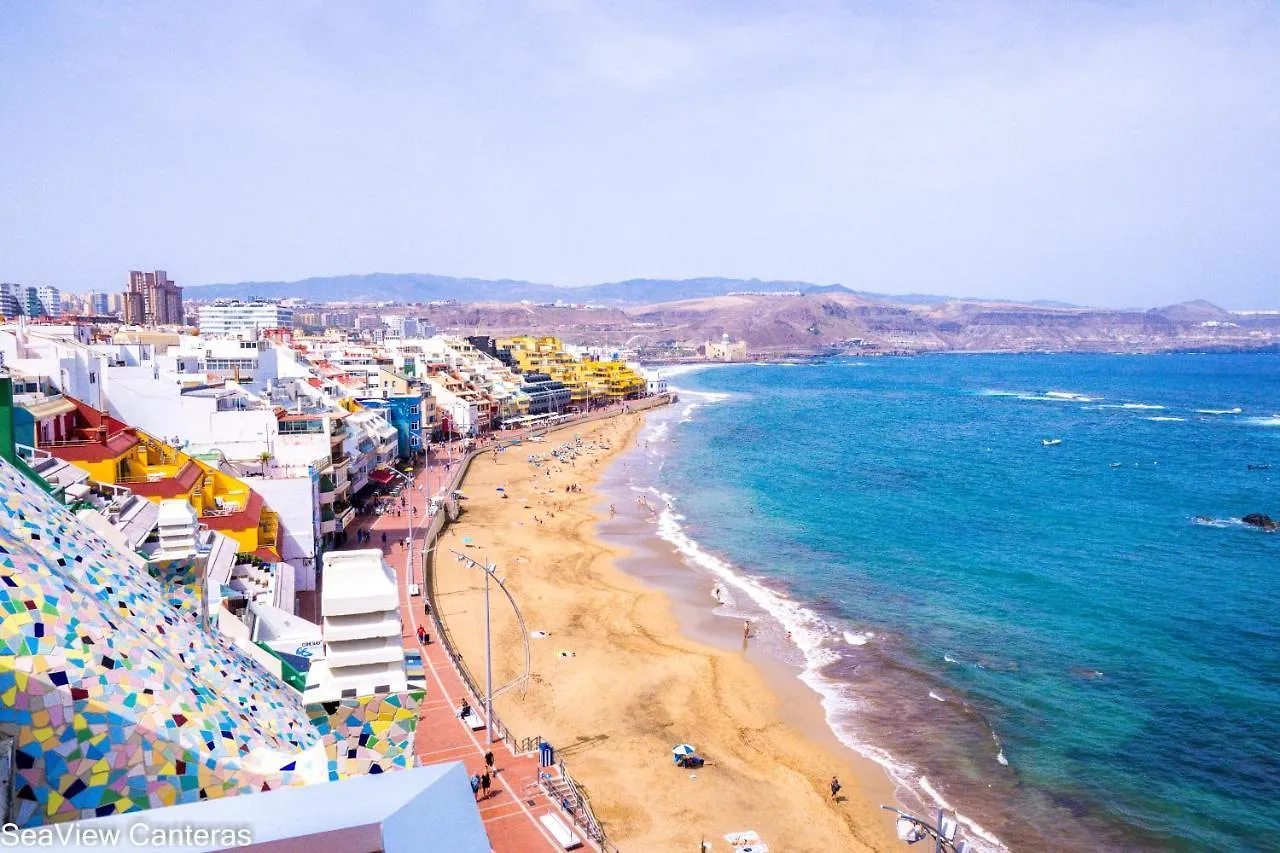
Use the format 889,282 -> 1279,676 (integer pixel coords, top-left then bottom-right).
2,2 -> 1277,308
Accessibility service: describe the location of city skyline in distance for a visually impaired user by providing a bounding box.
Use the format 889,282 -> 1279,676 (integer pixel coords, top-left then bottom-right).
2,2 -> 1278,309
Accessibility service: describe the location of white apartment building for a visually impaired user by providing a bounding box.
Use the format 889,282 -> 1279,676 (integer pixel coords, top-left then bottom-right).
198,301 -> 295,337
36,286 -> 61,317
308,549 -> 408,702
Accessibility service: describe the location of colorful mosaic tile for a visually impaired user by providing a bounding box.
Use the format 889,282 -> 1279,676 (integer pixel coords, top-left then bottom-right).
307,691 -> 424,780
0,458 -> 329,827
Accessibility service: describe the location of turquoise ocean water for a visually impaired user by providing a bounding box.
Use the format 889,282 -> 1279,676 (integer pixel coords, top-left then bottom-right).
633,354 -> 1278,851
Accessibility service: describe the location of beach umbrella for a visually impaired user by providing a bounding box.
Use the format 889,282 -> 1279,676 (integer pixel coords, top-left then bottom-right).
672,744 -> 695,764
462,536 -> 473,545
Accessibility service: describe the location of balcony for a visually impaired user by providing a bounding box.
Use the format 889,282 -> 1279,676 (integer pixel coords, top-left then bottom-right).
319,473 -> 335,495
330,452 -> 351,471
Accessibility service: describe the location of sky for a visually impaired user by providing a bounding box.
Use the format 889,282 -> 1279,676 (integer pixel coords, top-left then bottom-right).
1,1 -> 1278,308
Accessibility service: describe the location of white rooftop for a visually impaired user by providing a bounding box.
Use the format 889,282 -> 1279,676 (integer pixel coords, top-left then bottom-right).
42,762 -> 488,852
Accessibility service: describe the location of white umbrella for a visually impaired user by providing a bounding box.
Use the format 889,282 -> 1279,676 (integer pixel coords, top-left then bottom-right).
672,744 -> 696,764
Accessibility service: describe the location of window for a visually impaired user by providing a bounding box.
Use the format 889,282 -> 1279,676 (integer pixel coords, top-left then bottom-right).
409,405 -> 420,415
410,421 -> 420,430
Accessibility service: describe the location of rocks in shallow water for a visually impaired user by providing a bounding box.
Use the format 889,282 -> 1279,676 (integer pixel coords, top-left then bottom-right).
1242,514 -> 1277,531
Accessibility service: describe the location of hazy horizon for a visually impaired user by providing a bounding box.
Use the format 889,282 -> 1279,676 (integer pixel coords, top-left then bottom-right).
2,2 -> 1278,309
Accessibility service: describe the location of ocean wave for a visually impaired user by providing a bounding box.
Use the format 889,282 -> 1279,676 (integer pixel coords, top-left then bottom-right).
657,363 -> 726,379
1244,416 -> 1280,427
674,388 -> 735,404
679,403 -> 699,423
843,630 -> 874,646
649,422 -> 671,442
929,691 -> 947,703
652,501 -> 1009,852
1191,516 -> 1247,529
992,730 -> 1009,767
1121,403 -> 1165,410
1145,416 -> 1185,422
1197,407 -> 1242,415
977,389 -> 1026,397
1017,392 -> 1096,403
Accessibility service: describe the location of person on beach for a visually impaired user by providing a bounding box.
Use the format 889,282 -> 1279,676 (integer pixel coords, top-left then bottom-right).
830,776 -> 842,799
743,620 -> 751,642
459,699 -> 471,719
609,504 -> 616,518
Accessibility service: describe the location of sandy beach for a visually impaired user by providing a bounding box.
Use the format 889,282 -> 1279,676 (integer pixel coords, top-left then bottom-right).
432,410 -> 900,852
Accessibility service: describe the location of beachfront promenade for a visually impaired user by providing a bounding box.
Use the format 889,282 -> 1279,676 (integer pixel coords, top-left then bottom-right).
333,397 -> 673,852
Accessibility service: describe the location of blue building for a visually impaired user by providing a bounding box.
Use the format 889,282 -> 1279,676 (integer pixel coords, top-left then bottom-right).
357,392 -> 433,458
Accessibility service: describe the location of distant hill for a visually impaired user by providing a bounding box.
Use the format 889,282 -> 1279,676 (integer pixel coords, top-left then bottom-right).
186,272 -> 1090,308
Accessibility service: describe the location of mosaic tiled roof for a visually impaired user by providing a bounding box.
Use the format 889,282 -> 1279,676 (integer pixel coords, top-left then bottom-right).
0,458 -> 325,827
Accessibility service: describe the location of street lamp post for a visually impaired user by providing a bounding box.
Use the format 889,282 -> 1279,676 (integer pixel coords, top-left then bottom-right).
387,467 -> 420,588
448,550 -> 533,746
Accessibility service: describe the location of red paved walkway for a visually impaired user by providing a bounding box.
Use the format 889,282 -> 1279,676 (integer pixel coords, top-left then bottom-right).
355,455 -> 574,852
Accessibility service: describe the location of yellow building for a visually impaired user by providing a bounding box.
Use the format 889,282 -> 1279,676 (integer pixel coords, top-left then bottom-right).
32,396 -> 280,560
499,336 -> 646,407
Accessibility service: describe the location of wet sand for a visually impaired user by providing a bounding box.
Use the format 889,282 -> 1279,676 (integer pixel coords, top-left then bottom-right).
432,411 -> 900,852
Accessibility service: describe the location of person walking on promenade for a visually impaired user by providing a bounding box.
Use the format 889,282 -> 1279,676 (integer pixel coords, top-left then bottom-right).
484,749 -> 496,775
743,620 -> 751,642
380,531 -> 387,549
470,772 -> 481,800
480,770 -> 491,800
830,776 -> 842,800
416,625 -> 426,645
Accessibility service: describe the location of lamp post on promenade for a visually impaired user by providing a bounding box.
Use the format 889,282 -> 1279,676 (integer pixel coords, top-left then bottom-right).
448,549 -> 532,746
386,467 -> 420,588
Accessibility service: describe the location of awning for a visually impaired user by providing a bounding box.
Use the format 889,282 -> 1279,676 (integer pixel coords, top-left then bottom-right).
22,397 -> 76,419
368,468 -> 396,486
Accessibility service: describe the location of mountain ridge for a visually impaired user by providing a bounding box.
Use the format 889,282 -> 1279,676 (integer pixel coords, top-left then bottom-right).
184,272 -> 1083,309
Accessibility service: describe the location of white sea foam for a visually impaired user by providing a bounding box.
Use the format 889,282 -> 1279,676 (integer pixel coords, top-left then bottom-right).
674,388 -> 734,404
991,730 -> 1009,766
651,499 -> 1010,852
843,630 -> 874,646
1121,402 -> 1165,410
943,654 -> 958,664
657,362 -> 727,379
1145,416 -> 1185,422
1017,392 -> 1096,403
1245,416 -> 1280,427
1191,516 -> 1246,528
1197,407 -> 1242,415
679,403 -> 699,423
929,691 -> 947,703
978,389 -> 1025,397
649,422 -> 671,442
